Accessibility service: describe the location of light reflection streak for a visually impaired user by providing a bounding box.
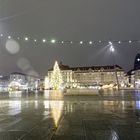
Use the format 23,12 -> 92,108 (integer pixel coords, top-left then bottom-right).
122,101 -> 125,110
44,100 -> 49,109
49,90 -> 63,100
50,100 -> 64,127
103,101 -> 135,110
8,101 -> 21,115
110,130 -> 119,140
43,90 -> 64,127
65,102 -> 74,113
136,101 -> 140,110
48,90 -> 64,127
35,92 -> 38,99
44,90 -> 50,99
103,101 -> 115,106
9,91 -> 22,98
43,101 -> 50,116
25,101 -> 29,108
34,100 -> 38,109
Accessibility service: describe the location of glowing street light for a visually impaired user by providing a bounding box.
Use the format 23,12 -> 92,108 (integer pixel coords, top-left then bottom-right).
51,39 -> 56,43
109,42 -> 119,90
110,45 -> 115,52
80,41 -> 83,44
109,41 -> 112,45
0,34 -> 3,37
8,36 -> 11,39
24,37 -> 29,41
109,42 -> 115,52
89,41 -> 92,44
34,39 -> 37,42
42,39 -> 46,43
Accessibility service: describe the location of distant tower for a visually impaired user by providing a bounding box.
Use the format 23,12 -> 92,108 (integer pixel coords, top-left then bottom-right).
134,53 -> 140,70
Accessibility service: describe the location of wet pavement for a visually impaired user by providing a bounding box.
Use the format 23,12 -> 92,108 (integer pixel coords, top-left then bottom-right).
0,90 -> 140,140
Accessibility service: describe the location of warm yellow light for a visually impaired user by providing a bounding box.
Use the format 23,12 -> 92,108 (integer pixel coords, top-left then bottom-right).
49,90 -> 63,99
102,84 -> 114,89
50,61 -> 63,90
50,99 -> 64,127
44,76 -> 49,89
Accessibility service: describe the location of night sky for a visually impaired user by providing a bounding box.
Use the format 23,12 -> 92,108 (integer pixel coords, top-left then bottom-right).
0,0 -> 140,77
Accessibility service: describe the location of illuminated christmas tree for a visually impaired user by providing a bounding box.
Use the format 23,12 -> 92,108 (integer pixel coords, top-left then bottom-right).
50,61 -> 63,89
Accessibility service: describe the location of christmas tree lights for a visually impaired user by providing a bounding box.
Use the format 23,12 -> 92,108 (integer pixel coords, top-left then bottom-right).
50,61 -> 63,90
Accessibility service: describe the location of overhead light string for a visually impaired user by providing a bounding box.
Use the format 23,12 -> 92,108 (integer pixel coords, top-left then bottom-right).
0,33 -> 140,46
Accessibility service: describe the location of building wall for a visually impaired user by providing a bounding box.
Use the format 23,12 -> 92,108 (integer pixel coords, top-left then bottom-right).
72,70 -> 125,86
10,74 -> 26,82
9,73 -> 39,90
135,70 -> 140,88
48,68 -> 126,88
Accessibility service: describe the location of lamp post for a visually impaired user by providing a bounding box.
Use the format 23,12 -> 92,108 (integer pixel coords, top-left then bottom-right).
109,42 -> 119,90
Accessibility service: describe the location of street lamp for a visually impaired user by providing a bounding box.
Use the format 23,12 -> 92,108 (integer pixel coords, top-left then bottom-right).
110,45 -> 115,52
24,37 -> 29,41
42,39 -> 46,43
109,42 -> 119,90
8,36 -> 11,39
89,41 -> 92,45
51,39 -> 56,44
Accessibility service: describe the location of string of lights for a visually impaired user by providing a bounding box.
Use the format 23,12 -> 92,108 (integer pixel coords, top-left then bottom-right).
0,33 -> 140,46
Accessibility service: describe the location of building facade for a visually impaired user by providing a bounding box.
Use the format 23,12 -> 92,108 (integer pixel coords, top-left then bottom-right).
0,75 -> 10,91
48,62 -> 127,89
127,53 -> 140,88
134,70 -> 140,88
9,72 -> 40,90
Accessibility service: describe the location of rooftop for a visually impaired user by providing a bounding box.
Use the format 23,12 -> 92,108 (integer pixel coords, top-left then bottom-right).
48,62 -> 123,71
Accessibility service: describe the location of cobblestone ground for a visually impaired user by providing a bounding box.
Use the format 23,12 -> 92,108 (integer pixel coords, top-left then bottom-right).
0,90 -> 140,140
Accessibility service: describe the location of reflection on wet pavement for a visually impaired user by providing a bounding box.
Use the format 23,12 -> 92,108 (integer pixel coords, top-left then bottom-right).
0,90 -> 140,139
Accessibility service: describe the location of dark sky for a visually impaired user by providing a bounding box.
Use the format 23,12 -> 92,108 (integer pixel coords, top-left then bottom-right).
0,0 -> 140,77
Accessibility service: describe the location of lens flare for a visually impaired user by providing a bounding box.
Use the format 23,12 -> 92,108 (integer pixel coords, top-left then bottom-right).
5,39 -> 20,54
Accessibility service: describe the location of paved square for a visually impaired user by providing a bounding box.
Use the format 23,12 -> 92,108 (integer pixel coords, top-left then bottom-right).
0,90 -> 140,140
